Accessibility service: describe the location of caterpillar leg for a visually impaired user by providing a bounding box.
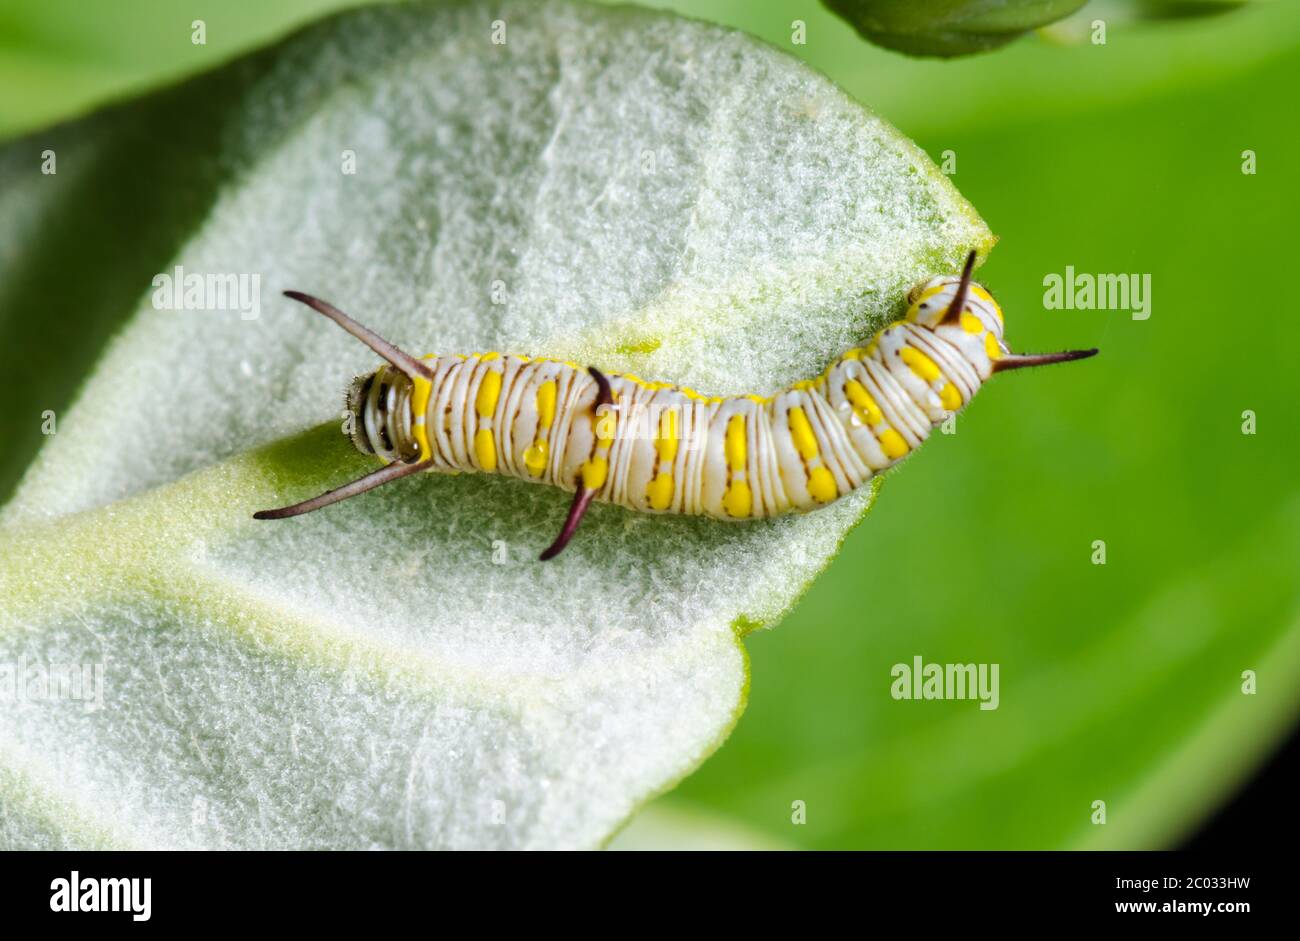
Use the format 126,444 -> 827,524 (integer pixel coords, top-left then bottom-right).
539,366 -> 613,561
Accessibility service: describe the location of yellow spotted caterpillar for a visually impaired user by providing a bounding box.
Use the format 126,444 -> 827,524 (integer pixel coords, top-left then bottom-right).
256,253 -> 1096,558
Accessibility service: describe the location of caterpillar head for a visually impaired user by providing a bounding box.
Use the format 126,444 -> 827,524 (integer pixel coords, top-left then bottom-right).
345,365 -> 420,463
906,273 -> 1005,341
906,252 -> 1096,376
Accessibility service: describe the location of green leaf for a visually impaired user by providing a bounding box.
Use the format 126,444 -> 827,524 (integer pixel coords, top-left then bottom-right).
606,802 -> 791,850
1037,0 -> 1258,44
0,0 -> 989,848
0,0 -> 380,140
663,21 -> 1300,848
824,0 -> 1088,57
1109,0 -> 1253,22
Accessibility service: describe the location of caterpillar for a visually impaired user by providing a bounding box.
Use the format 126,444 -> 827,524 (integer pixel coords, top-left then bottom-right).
255,253 -> 1096,559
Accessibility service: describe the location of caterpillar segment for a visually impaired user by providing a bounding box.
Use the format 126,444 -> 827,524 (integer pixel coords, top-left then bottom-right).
256,252 -> 1098,558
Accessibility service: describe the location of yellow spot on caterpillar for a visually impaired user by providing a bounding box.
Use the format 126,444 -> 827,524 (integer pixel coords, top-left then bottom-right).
879,428 -> 909,459
788,406 -> 819,460
843,380 -> 883,426
940,381 -> 962,411
984,332 -> 1003,361
900,347 -> 942,383
474,427 -> 497,472
807,465 -> 838,503
725,415 -> 747,472
595,408 -> 616,445
972,285 -> 1003,322
411,375 -> 433,460
480,351 -> 500,362
960,312 -> 983,334
647,472 -> 674,510
523,441 -> 548,477
537,381 -> 557,428
657,409 -> 679,463
476,369 -> 502,418
582,456 -> 608,491
723,480 -> 752,518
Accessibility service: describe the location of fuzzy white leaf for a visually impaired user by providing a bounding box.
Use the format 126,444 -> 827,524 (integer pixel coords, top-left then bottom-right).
0,0 -> 989,848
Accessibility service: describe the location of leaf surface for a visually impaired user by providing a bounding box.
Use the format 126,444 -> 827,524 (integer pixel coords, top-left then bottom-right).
0,0 -> 989,848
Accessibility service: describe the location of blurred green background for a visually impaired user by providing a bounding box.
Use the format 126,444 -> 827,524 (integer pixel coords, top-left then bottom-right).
2,0 -> 1297,849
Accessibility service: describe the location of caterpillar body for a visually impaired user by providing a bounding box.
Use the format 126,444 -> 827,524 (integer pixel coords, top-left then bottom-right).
256,253 -> 1097,558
